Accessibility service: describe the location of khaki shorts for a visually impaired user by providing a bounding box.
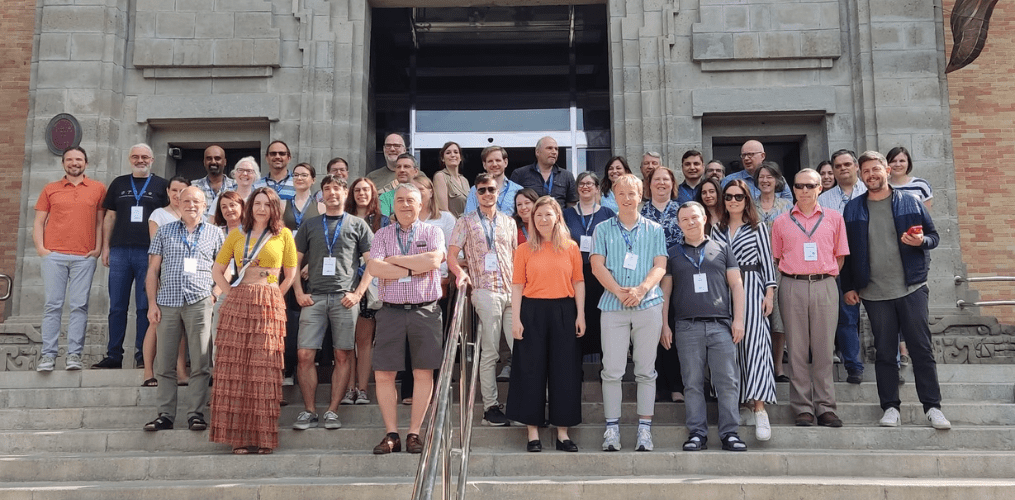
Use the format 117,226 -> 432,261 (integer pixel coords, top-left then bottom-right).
372,302 -> 443,371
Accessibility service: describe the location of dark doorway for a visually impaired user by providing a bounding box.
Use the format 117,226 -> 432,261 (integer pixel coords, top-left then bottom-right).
170,146 -> 261,181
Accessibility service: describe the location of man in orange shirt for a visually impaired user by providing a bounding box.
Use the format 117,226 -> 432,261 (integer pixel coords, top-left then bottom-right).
33,147 -> 106,371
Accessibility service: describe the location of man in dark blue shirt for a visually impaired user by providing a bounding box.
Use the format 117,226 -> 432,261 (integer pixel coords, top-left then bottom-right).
508,136 -> 577,208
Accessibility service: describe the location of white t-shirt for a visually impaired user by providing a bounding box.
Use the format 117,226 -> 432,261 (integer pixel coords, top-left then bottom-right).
422,211 -> 457,278
149,207 -> 180,228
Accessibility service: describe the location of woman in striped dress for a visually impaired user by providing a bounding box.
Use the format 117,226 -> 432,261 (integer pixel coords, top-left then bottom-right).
713,179 -> 777,442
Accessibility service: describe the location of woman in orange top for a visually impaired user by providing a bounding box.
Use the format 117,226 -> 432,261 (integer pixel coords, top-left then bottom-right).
209,187 -> 298,455
506,196 -> 585,453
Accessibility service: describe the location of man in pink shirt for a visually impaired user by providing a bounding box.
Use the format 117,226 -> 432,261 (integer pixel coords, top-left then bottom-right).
771,168 -> 850,428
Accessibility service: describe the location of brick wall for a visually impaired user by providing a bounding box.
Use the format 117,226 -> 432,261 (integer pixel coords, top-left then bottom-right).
945,1 -> 1015,323
0,0 -> 34,320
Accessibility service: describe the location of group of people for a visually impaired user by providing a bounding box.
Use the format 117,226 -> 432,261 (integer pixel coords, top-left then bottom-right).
33,132 -> 948,456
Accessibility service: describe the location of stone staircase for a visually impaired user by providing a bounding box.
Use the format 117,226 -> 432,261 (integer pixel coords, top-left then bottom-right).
1,364 -> 1014,499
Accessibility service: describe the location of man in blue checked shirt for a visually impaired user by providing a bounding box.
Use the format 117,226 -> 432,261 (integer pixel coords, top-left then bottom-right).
462,146 -> 523,216
590,174 -> 668,452
143,187 -> 225,432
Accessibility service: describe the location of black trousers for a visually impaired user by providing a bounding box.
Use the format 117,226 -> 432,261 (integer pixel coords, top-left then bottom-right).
506,297 -> 582,427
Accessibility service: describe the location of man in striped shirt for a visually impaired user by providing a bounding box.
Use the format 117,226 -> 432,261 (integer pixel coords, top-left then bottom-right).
591,174 -> 668,452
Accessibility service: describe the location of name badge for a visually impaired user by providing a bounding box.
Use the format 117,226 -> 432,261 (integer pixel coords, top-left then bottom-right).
693,273 -> 708,293
579,235 -> 592,253
484,253 -> 498,272
183,258 -> 197,274
803,242 -> 818,262
322,257 -> 337,276
623,252 -> 638,270
130,206 -> 144,223
398,275 -> 412,283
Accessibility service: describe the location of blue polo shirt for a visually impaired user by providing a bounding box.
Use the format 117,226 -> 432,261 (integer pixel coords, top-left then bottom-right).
591,215 -> 667,311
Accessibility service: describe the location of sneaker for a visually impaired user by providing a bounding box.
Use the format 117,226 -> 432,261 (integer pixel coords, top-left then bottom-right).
65,354 -> 83,371
602,425 -> 621,451
926,408 -> 951,430
282,376 -> 294,387
483,405 -> 510,426
900,354 -> 911,367
341,389 -> 355,405
355,388 -> 370,405
880,407 -> 901,427
293,411 -> 318,430
635,427 -> 653,451
754,409 -> 772,441
496,365 -> 511,382
92,357 -> 121,369
323,410 -> 342,429
36,356 -> 55,372
832,353 -> 841,363
846,371 -> 863,384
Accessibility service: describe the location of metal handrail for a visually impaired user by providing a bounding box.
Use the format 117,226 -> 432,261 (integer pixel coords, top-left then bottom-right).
955,275 -> 1015,308
0,274 -> 10,301
412,282 -> 480,500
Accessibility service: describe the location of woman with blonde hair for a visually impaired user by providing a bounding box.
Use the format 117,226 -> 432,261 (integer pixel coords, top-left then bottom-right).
507,196 -> 585,453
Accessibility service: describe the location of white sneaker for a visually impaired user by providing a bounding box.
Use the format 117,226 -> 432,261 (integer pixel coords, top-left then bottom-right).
754,409 -> 771,441
635,426 -> 653,451
292,411 -> 318,430
322,410 -> 342,429
879,407 -> 901,427
602,425 -> 621,451
340,389 -> 355,405
36,356 -> 55,372
355,388 -> 370,405
926,408 -> 951,430
65,354 -> 83,371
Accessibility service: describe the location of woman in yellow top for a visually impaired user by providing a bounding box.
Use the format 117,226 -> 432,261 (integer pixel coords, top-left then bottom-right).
209,187 -> 298,455
506,196 -> 585,453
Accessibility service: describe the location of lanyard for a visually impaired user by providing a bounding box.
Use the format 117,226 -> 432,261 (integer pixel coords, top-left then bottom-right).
130,176 -> 152,206
615,217 -> 640,251
480,212 -> 498,251
521,226 -> 529,240
292,196 -> 313,229
179,223 -> 203,256
396,223 -> 416,255
541,167 -> 555,195
789,210 -> 824,240
497,182 -> 512,212
679,242 -> 707,272
576,203 -> 598,236
242,229 -> 270,265
264,172 -> 291,193
322,214 -> 345,257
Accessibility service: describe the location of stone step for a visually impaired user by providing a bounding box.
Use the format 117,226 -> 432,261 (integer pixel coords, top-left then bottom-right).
0,424 -> 1011,455
0,400 -> 1011,430
2,448 -> 1015,483
2,475 -> 1014,500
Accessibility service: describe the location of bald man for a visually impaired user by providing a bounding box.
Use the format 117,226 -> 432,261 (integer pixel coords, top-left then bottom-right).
722,140 -> 792,200
193,145 -> 237,221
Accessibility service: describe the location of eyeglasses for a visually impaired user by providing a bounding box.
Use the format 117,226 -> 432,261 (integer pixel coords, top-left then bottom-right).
267,151 -> 288,157
794,183 -> 819,190
130,155 -> 153,162
578,181 -> 597,188
383,143 -> 405,150
740,152 -> 762,159
234,168 -> 257,175
477,186 -> 497,195
724,193 -> 746,201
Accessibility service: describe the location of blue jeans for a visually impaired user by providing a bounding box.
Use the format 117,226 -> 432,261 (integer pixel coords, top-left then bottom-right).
835,277 -> 863,374
106,245 -> 150,363
41,253 -> 98,357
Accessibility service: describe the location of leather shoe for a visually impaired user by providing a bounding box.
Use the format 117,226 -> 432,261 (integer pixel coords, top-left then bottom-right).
526,439 -> 542,452
818,411 -> 843,427
406,433 -> 424,454
846,371 -> 863,384
92,357 -> 121,369
795,412 -> 815,426
372,433 -> 401,454
555,438 -> 578,452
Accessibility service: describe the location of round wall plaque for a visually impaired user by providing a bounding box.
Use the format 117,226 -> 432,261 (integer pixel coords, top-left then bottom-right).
45,114 -> 82,155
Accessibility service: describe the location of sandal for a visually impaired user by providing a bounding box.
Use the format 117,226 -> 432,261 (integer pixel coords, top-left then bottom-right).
257,447 -> 273,455
682,433 -> 707,451
142,378 -> 158,387
721,433 -> 748,452
232,447 -> 252,455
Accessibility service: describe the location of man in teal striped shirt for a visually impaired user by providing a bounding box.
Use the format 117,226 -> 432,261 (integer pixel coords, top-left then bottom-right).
590,174 -> 668,452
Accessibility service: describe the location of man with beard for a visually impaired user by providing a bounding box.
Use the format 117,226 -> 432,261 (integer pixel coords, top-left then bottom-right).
193,145 -> 236,221
462,146 -> 524,216
368,133 -> 407,195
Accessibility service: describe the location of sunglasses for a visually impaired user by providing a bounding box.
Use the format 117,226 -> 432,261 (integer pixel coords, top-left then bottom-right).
794,183 -> 819,190
477,186 -> 497,195
724,193 -> 746,202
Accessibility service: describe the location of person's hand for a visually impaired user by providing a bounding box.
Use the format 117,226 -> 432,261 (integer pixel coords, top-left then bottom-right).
300,264 -> 310,280
85,248 -> 100,258
620,286 -> 645,308
762,294 -> 774,317
101,247 -> 110,267
341,290 -> 362,308
147,305 -> 161,325
660,324 -> 673,350
296,291 -> 314,307
455,271 -> 471,288
575,315 -> 586,338
38,248 -> 52,258
844,290 -> 861,306
512,321 -> 524,340
900,231 -> 923,247
731,320 -> 745,344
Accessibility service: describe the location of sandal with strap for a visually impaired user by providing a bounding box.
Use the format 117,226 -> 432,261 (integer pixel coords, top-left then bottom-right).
232,447 -> 252,455
257,447 -> 273,455
682,433 -> 707,451
142,378 -> 158,387
721,433 -> 748,452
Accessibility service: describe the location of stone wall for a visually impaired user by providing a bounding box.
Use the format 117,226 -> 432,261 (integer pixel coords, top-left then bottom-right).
944,0 -> 1015,325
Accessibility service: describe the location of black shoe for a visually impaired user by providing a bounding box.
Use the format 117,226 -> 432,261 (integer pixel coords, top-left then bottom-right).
483,405 -> 510,426
817,411 -> 843,428
775,374 -> 791,383
92,357 -> 122,369
144,416 -> 173,431
555,438 -> 578,452
188,416 -> 208,431
527,439 -> 542,452
846,371 -> 863,384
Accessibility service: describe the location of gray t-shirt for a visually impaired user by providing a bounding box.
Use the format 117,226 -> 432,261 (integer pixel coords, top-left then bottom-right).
860,197 -> 923,301
295,213 -> 373,295
666,237 -> 739,320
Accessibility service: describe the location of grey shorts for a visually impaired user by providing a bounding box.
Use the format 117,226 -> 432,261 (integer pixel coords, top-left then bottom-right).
373,302 -> 443,372
297,294 -> 358,350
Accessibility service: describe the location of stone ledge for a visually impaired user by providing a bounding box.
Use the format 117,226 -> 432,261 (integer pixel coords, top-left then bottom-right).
136,94 -> 280,123
691,86 -> 836,117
